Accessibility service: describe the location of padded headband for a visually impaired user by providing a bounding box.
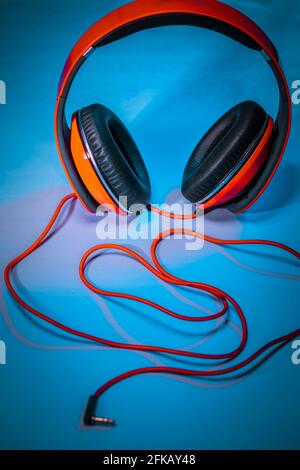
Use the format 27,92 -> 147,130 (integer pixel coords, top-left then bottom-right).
55,0 -> 291,213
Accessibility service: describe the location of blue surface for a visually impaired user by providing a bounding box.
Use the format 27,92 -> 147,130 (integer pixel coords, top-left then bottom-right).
0,0 -> 299,450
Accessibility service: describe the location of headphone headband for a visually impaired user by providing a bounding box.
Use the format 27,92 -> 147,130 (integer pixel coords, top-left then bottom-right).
55,0 -> 291,213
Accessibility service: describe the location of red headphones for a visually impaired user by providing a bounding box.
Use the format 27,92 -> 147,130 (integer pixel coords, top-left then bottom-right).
55,0 -> 291,215
5,1 -> 299,427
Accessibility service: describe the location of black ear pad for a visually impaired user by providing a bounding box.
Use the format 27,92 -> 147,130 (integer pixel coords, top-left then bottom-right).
79,104 -> 151,210
181,101 -> 269,203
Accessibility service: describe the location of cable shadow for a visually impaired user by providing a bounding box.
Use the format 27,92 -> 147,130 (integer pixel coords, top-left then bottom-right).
41,197 -> 77,245
104,297 -> 227,339
185,339 -> 293,384
212,244 -> 300,282
219,245 -> 300,270
13,302 -> 92,345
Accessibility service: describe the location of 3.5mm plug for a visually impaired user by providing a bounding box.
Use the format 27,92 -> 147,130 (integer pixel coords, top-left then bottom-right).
84,395 -> 115,426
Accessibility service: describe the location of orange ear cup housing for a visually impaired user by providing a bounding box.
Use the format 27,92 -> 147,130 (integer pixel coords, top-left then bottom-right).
181,101 -> 275,211
204,117 -> 274,211
70,112 -> 123,214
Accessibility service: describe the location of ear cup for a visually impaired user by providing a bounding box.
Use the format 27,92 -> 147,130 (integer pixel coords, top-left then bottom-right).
181,101 -> 270,204
79,104 -> 151,209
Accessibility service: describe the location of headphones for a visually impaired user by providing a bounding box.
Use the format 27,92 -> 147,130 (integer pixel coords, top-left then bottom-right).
55,0 -> 291,216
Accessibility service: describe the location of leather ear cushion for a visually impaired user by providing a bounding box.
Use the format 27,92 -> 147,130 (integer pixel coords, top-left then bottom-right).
181,101 -> 269,203
80,104 -> 151,209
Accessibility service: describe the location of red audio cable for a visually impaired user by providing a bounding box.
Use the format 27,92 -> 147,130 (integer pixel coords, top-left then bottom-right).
4,194 -> 300,425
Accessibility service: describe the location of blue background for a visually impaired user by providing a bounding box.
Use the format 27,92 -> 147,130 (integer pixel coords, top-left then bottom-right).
0,0 -> 299,450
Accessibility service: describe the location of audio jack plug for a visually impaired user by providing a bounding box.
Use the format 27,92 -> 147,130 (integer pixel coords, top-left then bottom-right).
84,396 -> 116,426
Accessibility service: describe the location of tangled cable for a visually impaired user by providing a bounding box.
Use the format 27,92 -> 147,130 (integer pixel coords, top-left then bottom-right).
4,193 -> 300,425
